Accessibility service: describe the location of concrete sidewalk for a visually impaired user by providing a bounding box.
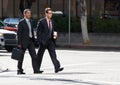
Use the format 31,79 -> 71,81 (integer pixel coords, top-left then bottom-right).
56,33 -> 120,50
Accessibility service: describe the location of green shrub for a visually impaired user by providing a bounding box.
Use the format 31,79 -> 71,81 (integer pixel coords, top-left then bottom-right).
53,16 -> 81,33
53,16 -> 69,32
92,18 -> 120,33
35,16 -> 120,33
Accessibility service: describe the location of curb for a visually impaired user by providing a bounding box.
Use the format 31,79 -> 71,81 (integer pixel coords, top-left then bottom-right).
57,45 -> 120,51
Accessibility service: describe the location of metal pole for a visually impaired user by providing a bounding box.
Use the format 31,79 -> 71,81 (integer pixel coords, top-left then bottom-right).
68,0 -> 71,45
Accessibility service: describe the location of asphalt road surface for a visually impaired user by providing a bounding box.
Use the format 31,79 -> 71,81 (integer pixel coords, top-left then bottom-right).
0,49 -> 120,85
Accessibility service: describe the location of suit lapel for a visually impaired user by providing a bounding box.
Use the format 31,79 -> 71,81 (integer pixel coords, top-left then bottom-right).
44,18 -> 49,30
24,19 -> 33,32
24,19 -> 29,30
23,19 -> 34,36
29,20 -> 32,28
44,18 -> 54,31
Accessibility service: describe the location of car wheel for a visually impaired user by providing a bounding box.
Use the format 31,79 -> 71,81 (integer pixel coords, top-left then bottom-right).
5,46 -> 14,52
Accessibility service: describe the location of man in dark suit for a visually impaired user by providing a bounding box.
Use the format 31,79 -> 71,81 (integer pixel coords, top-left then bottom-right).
37,8 -> 64,73
17,9 -> 43,74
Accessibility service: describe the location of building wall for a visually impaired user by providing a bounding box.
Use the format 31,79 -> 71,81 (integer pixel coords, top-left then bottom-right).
0,1 -> 2,17
0,0 -> 105,18
91,0 -> 104,16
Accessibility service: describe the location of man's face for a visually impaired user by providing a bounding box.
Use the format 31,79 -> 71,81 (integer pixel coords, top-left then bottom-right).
46,10 -> 53,19
24,11 -> 31,19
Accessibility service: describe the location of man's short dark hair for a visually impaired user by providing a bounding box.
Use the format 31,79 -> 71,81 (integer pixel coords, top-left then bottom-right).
23,9 -> 31,14
45,8 -> 52,13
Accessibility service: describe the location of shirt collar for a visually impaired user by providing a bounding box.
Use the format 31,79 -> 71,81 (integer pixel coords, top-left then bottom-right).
25,18 -> 30,22
45,17 -> 51,21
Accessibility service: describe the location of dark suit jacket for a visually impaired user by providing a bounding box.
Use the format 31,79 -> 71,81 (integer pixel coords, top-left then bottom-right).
37,18 -> 55,45
17,18 -> 35,49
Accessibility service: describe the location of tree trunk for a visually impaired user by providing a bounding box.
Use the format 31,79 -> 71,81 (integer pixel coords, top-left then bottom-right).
19,0 -> 36,14
79,0 -> 90,45
19,0 -> 25,13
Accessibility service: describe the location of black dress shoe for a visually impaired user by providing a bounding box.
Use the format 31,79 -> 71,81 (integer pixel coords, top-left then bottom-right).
34,70 -> 44,74
17,71 -> 26,75
55,67 -> 64,73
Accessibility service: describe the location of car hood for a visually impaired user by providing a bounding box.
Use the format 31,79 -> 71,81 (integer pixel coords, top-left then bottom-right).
0,29 -> 16,34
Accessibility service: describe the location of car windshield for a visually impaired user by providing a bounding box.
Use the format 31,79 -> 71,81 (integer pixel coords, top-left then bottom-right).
4,18 -> 19,25
10,19 -> 19,24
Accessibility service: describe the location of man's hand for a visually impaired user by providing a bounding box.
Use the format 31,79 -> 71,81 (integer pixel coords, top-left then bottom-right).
53,31 -> 58,39
53,35 -> 58,39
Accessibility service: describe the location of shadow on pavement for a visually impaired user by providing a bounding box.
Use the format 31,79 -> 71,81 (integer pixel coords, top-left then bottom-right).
43,72 -> 95,75
0,75 -> 111,85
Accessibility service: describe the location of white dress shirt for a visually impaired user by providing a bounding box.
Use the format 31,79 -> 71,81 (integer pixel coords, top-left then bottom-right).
25,18 -> 32,38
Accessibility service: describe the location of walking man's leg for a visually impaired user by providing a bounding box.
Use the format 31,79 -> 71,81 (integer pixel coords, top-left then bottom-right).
37,44 -> 46,71
28,41 -> 38,72
47,40 -> 64,73
17,49 -> 26,74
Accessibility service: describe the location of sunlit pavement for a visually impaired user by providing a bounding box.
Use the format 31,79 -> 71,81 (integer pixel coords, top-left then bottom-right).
0,49 -> 120,85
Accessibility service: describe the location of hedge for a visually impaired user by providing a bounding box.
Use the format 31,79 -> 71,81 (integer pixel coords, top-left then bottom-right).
53,16 -> 120,33
33,16 -> 120,33
92,18 -> 120,33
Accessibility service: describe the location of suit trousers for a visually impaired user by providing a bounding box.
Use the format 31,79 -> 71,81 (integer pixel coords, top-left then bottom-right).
17,39 -> 38,72
37,38 -> 60,70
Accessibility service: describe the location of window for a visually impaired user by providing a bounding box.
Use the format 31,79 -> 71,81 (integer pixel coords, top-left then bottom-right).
105,0 -> 118,11
104,0 -> 120,18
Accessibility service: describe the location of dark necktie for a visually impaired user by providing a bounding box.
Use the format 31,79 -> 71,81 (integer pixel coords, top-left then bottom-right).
49,20 -> 52,32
